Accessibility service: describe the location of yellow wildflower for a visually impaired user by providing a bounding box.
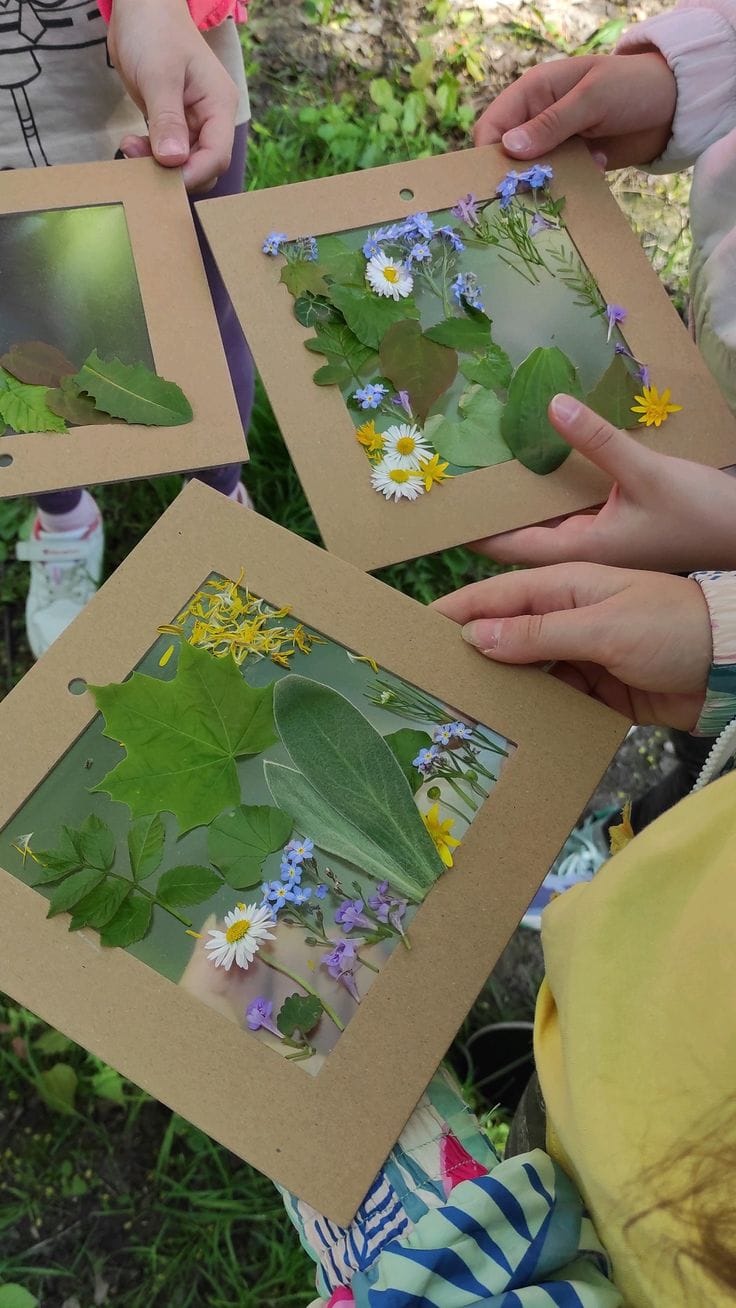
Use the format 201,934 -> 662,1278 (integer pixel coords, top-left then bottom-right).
418,452 -> 452,492
631,384 -> 682,428
422,803 -> 461,868
355,419 -> 385,458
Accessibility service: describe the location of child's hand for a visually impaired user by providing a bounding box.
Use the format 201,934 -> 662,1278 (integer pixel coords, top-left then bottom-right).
472,396 -> 736,575
108,0 -> 239,191
435,564 -> 711,729
475,53 -> 676,170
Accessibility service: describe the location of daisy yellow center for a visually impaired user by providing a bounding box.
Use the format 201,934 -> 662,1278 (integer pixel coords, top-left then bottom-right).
383,266 -> 400,284
226,918 -> 251,944
395,435 -> 416,455
388,467 -> 412,484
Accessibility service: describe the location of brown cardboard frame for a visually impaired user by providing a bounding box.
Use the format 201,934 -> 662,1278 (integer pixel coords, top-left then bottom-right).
0,481 -> 626,1221
199,141 -> 736,571
0,158 -> 246,499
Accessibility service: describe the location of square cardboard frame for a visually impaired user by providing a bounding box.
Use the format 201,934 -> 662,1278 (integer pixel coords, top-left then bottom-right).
0,481 -> 627,1221
0,158 -> 246,499
199,141 -> 736,571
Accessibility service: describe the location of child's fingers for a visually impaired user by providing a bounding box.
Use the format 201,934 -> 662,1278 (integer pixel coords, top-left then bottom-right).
461,604 -> 609,666
434,561 -> 624,626
548,395 -> 653,484
145,77 -> 190,165
472,514 -> 599,566
474,59 -> 597,147
181,95 -> 236,191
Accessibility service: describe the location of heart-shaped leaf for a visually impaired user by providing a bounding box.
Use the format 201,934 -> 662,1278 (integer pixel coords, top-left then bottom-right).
0,370 -> 68,434
427,386 -> 511,468
280,262 -> 329,297
38,1064 -> 77,1117
74,352 -> 192,427
501,347 -> 583,475
318,236 -> 366,287
293,295 -> 341,329
100,895 -> 153,948
379,320 -> 458,423
424,316 -> 491,353
46,376 -> 116,426
460,344 -> 513,391
0,341 -> 76,387
277,992 -> 323,1037
384,728 -> 432,792
128,814 -> 165,881
327,284 -> 419,350
208,804 -> 292,889
156,865 -> 221,908
586,353 -> 641,429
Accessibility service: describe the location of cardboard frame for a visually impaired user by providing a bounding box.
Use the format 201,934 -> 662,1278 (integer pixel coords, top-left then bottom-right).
199,141 -> 736,571
0,481 -> 627,1221
0,158 -> 246,499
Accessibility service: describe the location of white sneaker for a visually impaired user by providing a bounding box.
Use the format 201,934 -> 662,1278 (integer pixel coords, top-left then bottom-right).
16,513 -> 104,659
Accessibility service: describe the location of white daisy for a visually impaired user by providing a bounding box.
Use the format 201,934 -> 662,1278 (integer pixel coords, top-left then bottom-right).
204,902 -> 275,971
382,423 -> 432,469
371,456 -> 425,502
365,252 -> 414,301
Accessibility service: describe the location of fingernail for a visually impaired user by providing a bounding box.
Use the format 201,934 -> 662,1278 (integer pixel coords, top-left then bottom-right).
550,393 -> 581,424
158,137 -> 187,158
501,127 -> 532,153
462,621 -> 501,652
591,150 -> 608,171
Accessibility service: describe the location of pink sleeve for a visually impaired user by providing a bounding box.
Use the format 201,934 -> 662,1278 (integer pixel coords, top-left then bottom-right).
98,1 -> 247,28
617,0 -> 736,168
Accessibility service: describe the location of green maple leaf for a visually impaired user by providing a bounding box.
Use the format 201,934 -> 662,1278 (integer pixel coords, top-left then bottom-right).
0,368 -> 68,434
91,642 -> 277,831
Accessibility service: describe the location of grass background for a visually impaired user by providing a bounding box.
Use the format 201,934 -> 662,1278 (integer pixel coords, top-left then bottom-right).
0,1 -> 690,1302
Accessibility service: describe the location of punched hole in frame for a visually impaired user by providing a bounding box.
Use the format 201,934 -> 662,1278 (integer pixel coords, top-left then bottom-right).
0,454 -> 12,468
399,188 -> 414,201
68,678 -> 88,696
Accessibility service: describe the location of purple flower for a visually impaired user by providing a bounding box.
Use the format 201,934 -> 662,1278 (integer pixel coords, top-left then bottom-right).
520,163 -> 554,191
636,363 -> 651,387
321,938 -> 361,1002
615,342 -> 634,359
315,884 -> 329,900
413,744 -> 442,776
496,170 -> 521,209
368,881 -> 407,935
246,998 -> 282,1037
407,241 -> 432,265
262,231 -> 288,256
451,194 -> 479,228
438,225 -> 465,253
354,383 -> 388,410
392,390 -> 413,417
294,235 -> 319,262
402,212 -> 435,241
529,212 -> 555,239
451,272 -> 485,313
605,304 -> 627,341
335,898 -> 373,933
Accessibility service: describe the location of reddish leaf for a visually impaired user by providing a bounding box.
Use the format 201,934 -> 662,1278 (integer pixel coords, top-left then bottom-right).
379,320 -> 458,423
0,341 -> 76,387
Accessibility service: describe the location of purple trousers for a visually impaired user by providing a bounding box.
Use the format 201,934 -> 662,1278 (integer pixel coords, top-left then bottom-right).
37,123 -> 253,514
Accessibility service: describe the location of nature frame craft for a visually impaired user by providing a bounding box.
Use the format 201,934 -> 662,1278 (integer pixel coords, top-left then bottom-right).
199,140 -> 736,571
0,158 -> 246,499
0,481 -> 627,1222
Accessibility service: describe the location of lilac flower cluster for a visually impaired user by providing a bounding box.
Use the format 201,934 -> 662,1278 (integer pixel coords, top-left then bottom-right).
321,938 -> 360,1002
246,997 -> 282,1036
361,210 -> 465,265
368,881 -> 407,935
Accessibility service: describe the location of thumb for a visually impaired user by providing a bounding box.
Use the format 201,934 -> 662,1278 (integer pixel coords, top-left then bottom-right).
145,79 -> 190,166
461,604 -> 610,666
548,394 -> 652,483
500,80 -> 598,157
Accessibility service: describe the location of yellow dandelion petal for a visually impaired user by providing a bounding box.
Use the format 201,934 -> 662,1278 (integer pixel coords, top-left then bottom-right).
356,420 -> 385,457
630,384 -> 682,429
347,651 -> 380,674
158,644 -> 176,668
422,803 -> 462,869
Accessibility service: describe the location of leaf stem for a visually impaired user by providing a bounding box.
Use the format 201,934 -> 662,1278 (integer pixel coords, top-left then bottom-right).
107,871 -> 192,929
260,955 -> 345,1032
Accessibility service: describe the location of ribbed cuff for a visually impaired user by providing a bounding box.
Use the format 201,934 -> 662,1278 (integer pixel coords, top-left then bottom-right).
618,5 -> 736,169
691,570 -> 736,735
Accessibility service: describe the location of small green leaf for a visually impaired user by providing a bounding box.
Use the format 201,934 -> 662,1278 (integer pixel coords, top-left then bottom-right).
279,262 -> 329,297
128,814 -> 166,880
38,1063 -> 77,1116
293,295 -> 341,329
327,284 -> 419,350
384,728 -> 432,793
34,1030 -> 73,1056
100,895 -> 153,948
69,878 -> 131,931
317,236 -> 366,287
276,992 -> 323,1038
0,1286 -> 38,1308
47,869 -> 105,918
379,320 -> 458,423
32,828 -> 84,880
73,814 -> 115,871
304,320 -> 377,389
156,865 -> 221,908
426,387 -> 511,469
0,340 -> 76,387
0,369 -> 68,434
74,352 -> 192,427
460,344 -> 513,391
90,1065 -> 126,1105
424,316 -> 491,353
586,353 -> 641,430
46,375 -> 115,426
208,805 -> 293,889
501,347 -> 583,475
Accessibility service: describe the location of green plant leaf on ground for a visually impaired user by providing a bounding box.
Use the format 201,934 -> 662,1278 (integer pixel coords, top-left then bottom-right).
379,320 -> 458,423
46,375 -> 116,426
38,1064 -> 77,1116
279,261 -> 329,297
91,641 -> 277,831
276,992 -> 323,1037
34,1030 -> 73,1056
384,728 -> 432,792
71,814 -> 116,871
74,352 -> 193,427
424,315 -> 491,352
272,675 -> 444,900
208,804 -> 292,889
293,294 -> 341,328
460,344 -> 513,391
100,894 -> 153,948
0,341 -> 75,387
90,1065 -> 126,1105
46,869 -> 106,919
327,283 -> 419,349
0,369 -> 68,434
427,386 -> 511,468
317,235 -> 366,286
501,346 -> 583,474
156,865 -> 222,908
69,878 -> 131,931
0,1287 -> 38,1308
586,352 -> 641,429
128,814 -> 166,880
304,320 -> 378,388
